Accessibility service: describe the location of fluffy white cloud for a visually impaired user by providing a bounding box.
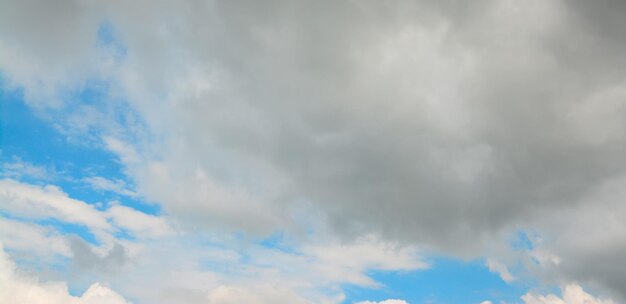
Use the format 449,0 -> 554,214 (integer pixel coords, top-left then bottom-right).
522,284 -> 615,304
0,243 -> 129,304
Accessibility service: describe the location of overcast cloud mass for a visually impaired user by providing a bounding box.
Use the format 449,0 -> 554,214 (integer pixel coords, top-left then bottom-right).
2,0 -> 626,303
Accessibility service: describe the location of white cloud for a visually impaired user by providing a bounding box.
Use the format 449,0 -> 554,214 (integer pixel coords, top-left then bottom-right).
306,234 -> 426,271
76,233 -> 421,304
106,204 -> 172,238
0,243 -> 130,304
0,217 -> 71,258
0,179 -> 172,242
206,285 -> 310,304
522,284 -> 615,304
83,176 -> 137,198
486,258 -> 514,283
0,179 -> 110,230
1,160 -> 53,180
355,299 -> 408,304
299,234 -> 427,286
103,137 -> 141,165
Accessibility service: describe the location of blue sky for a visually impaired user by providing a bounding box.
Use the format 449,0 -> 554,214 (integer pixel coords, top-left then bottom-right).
1,1 -> 625,304
344,258 -> 529,304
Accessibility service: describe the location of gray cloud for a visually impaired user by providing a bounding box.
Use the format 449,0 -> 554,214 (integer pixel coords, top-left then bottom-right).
3,0 -> 626,300
70,238 -> 127,273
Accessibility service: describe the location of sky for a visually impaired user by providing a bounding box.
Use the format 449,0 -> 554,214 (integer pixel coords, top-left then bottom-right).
1,0 -> 626,303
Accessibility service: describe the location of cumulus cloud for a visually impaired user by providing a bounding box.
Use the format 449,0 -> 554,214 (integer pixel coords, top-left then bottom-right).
0,243 -> 129,304
522,284 -> 615,304
3,0 -> 626,301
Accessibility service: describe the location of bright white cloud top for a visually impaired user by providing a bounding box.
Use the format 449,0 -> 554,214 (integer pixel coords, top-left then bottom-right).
1,0 -> 626,303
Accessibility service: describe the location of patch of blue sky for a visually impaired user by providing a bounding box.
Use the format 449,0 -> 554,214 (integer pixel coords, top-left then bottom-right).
112,227 -> 135,241
37,217 -> 100,245
1,73 -> 159,216
343,257 -> 530,304
97,21 -> 127,61
511,230 -> 539,251
258,230 -> 302,255
45,76 -> 147,148
0,210 -> 99,248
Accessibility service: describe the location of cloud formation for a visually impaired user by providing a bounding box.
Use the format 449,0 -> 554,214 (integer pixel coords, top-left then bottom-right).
0,172 -> 425,303
355,300 -> 408,304
205,285 -> 310,304
0,243 -> 129,304
0,179 -> 110,230
3,0 -> 626,302
522,284 -> 615,304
